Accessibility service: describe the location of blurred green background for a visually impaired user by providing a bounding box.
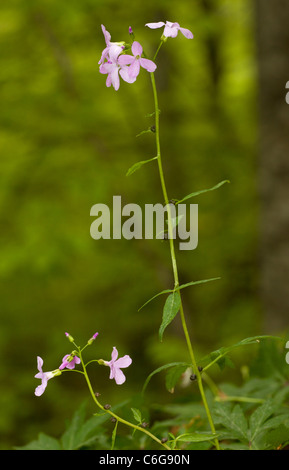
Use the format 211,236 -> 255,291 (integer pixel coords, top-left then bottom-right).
0,0 -> 287,449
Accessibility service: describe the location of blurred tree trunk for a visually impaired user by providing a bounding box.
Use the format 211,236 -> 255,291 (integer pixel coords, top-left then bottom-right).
255,0 -> 289,331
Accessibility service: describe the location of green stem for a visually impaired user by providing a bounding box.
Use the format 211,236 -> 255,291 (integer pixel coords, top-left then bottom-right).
149,71 -> 220,450
78,349 -> 171,450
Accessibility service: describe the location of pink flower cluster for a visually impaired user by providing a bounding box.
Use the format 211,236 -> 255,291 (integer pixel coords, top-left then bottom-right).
145,21 -> 194,39
34,331 -> 132,396
99,25 -> 156,90
99,21 -> 193,91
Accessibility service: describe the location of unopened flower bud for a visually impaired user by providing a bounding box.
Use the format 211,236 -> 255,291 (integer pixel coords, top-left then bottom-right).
190,374 -> 197,381
65,332 -> 74,343
87,332 -> 99,345
104,404 -> 111,410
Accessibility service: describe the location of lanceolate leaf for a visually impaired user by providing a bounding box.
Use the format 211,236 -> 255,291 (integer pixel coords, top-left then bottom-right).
200,335 -> 281,372
174,432 -> 220,443
175,180 -> 230,204
165,364 -> 189,393
159,291 -> 181,341
126,156 -> 157,176
142,361 -> 191,394
138,278 -> 220,311
131,408 -> 142,424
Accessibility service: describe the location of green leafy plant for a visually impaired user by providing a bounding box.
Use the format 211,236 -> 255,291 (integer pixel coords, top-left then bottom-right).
20,21 -> 289,451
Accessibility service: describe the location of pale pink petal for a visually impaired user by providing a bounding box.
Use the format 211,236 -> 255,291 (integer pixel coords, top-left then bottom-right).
119,67 -> 137,84
101,25 -> 111,45
128,59 -> 140,79
109,364 -> 116,380
59,354 -> 81,370
111,346 -> 119,362
114,368 -> 126,385
118,54 -> 135,66
164,24 -> 178,38
179,27 -> 194,39
35,381 -> 47,397
131,41 -> 143,57
145,22 -> 165,29
110,68 -> 120,90
139,57 -> 157,72
114,355 -> 132,369
109,44 -> 124,62
106,74 -> 112,88
37,356 -> 44,372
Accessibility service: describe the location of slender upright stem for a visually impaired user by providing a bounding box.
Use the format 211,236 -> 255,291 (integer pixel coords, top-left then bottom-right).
150,71 -> 220,450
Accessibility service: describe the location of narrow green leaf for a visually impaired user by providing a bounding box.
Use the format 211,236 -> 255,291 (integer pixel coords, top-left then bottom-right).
177,278 -> 221,291
176,180 -> 230,204
175,432 -> 219,443
165,364 -> 189,392
111,420 -> 118,450
201,335 -> 281,372
138,277 -> 220,311
136,128 -> 153,137
126,156 -> 157,176
138,289 -> 173,311
131,408 -> 142,424
166,214 -> 184,229
159,292 -> 181,341
142,361 -> 190,394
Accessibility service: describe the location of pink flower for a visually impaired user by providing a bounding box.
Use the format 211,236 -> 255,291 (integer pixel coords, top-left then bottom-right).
104,347 -> 132,385
99,24 -> 125,65
118,41 -> 157,79
34,356 -> 61,397
100,53 -> 136,91
145,21 -> 194,39
59,354 -> 81,370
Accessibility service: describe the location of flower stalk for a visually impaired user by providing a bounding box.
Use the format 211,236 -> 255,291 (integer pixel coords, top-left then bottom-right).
150,68 -> 220,450
78,348 -> 171,450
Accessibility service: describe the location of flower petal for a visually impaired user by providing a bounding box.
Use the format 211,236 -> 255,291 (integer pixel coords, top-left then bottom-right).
37,356 -> 44,373
145,22 -> 165,29
109,44 -> 123,62
114,354 -> 132,369
111,346 -> 119,362
140,58 -> 157,72
128,59 -> 140,79
164,24 -> 178,38
111,69 -> 120,91
118,54 -> 135,66
179,27 -> 194,39
109,363 -> 116,380
106,74 -> 112,88
114,368 -> 126,385
119,67 -> 137,84
101,24 -> 111,46
131,41 -> 143,57
35,382 -> 47,397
